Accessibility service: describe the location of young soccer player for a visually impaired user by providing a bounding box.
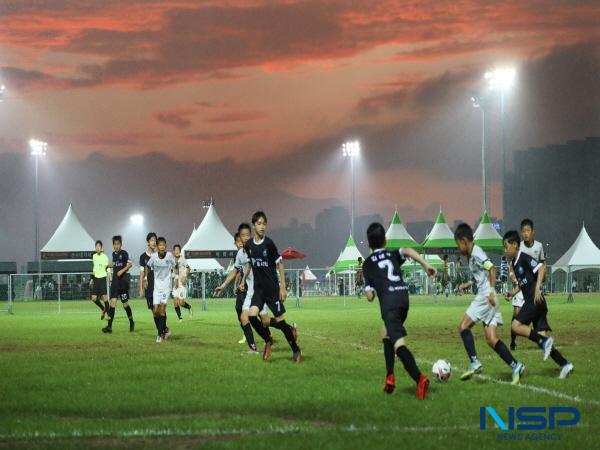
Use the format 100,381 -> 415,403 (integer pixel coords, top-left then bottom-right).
102,236 -> 134,334
146,237 -> 176,342
215,223 -> 273,355
454,223 -> 525,384
90,240 -> 110,319
503,231 -> 574,378
241,212 -> 300,363
139,232 -> 157,312
172,244 -> 192,321
362,223 -> 436,399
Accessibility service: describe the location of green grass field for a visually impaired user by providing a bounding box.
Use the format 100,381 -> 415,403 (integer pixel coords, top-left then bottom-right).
0,294 -> 598,449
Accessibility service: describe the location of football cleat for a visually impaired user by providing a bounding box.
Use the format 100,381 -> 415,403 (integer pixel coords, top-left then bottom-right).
292,349 -> 302,364
416,375 -> 430,400
511,362 -> 525,385
559,362 -> 574,379
263,341 -> 273,361
542,336 -> 554,361
156,335 -> 163,343
129,321 -> 135,332
102,326 -> 112,334
238,335 -> 247,344
383,374 -> 395,394
291,322 -> 298,341
460,361 -> 483,381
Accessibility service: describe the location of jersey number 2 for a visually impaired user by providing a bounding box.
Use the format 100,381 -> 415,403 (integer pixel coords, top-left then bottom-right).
378,260 -> 401,282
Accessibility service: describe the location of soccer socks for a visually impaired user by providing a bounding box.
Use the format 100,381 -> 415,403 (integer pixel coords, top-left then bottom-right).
107,306 -> 116,328
460,329 -> 478,363
550,348 -> 568,367
272,319 -> 299,352
383,338 -> 395,375
249,316 -> 271,343
153,316 -> 160,332
182,302 -> 191,310
510,316 -> 517,346
124,305 -> 134,323
93,299 -> 104,310
103,300 -> 109,311
242,323 -> 257,351
528,330 -> 547,347
494,340 -> 518,368
175,306 -> 182,319
396,346 -> 421,383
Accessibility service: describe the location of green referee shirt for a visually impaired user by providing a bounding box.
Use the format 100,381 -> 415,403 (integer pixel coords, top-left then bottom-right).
93,252 -> 109,279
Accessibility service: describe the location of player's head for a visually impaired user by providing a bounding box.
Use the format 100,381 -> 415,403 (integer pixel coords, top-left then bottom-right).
112,235 -> 122,251
173,244 -> 181,257
234,232 -> 242,249
146,232 -> 157,251
366,222 -> 386,250
520,218 -> 534,243
95,240 -> 103,253
454,223 -> 474,255
503,230 -> 521,259
251,211 -> 267,238
238,222 -> 252,244
157,237 -> 167,255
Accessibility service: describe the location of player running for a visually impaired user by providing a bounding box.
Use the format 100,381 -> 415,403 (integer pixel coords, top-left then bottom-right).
146,237 -> 176,342
172,244 -> 193,321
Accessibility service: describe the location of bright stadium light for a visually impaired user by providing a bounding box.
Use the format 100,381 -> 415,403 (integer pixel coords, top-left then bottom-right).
342,140 -> 360,157
485,67 -> 516,91
342,140 -> 360,237
130,214 -> 144,225
29,139 -> 48,156
0,84 -> 5,102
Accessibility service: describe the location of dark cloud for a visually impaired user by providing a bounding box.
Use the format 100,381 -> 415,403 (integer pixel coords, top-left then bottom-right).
184,129 -> 266,143
153,109 -> 196,130
203,111 -> 268,124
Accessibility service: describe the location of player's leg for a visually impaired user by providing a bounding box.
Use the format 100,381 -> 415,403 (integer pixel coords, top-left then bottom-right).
258,305 -> 274,340
103,280 -> 119,333
512,305 -> 553,360
235,292 -> 246,343
510,299 -> 523,350
121,296 -> 134,332
179,287 -> 192,316
381,325 -> 395,393
269,302 -> 301,363
535,313 -> 572,376
483,323 -> 523,383
152,301 -> 162,341
91,292 -> 104,311
458,312 -> 481,379
173,296 -> 183,320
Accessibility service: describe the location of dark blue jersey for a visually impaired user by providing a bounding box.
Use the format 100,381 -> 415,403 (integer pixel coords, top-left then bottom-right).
139,251 -> 154,294
112,249 -> 131,279
511,251 -> 544,304
362,249 -> 408,310
244,236 -> 281,293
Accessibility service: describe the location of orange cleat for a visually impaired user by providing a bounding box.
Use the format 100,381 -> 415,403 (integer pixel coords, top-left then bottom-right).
383,374 -> 395,394
416,375 -> 430,400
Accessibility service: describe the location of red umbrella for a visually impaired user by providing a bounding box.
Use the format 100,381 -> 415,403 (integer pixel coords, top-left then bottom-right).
280,247 -> 306,260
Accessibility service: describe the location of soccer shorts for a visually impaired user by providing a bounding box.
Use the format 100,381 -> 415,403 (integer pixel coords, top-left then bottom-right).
466,293 -> 503,327
515,300 -> 552,332
382,305 -> 409,344
172,286 -> 187,300
511,291 -> 525,308
251,288 -> 285,317
110,278 -> 130,303
153,286 -> 170,305
241,285 -> 269,315
92,277 -> 107,297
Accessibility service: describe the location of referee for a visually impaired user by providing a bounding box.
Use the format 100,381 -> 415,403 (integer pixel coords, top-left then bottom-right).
90,240 -> 110,320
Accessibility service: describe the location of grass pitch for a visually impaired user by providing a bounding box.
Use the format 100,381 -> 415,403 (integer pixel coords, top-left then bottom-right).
0,294 -> 598,449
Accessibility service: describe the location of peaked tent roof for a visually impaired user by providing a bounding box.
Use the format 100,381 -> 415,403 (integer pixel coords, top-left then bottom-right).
386,210 -> 420,249
41,204 -> 95,259
402,254 -> 445,272
182,225 -> 197,250
188,258 -> 224,272
303,265 -> 317,281
333,235 -> 364,272
552,225 -> 600,273
185,204 -> 236,255
474,211 -> 503,253
421,210 -> 457,252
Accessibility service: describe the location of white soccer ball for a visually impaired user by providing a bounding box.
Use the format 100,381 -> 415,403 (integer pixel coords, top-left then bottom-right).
432,359 -> 452,382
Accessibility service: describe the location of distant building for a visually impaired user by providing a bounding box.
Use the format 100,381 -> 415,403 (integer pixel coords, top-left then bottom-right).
504,137 -> 600,263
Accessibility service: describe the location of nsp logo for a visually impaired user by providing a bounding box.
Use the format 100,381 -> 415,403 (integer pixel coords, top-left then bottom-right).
480,406 -> 580,431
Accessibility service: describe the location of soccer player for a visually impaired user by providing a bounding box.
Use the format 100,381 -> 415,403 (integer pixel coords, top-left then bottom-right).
102,235 -> 134,334
454,223 -> 525,384
215,223 -> 272,355
241,212 -> 300,363
90,240 -> 109,319
139,232 -> 157,314
503,231 -> 574,378
147,237 -> 176,342
172,244 -> 192,321
362,222 -> 435,399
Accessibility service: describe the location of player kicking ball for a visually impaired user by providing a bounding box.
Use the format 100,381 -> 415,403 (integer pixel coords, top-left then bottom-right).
172,244 -> 193,321
503,231 -> 574,378
362,223 -> 435,400
454,224 -> 525,384
147,237 -> 176,342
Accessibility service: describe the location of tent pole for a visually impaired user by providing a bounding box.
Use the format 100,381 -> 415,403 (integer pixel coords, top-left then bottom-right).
201,272 -> 206,311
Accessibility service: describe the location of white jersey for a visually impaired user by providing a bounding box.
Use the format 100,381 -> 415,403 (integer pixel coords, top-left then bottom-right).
147,252 -> 176,290
469,245 -> 494,296
520,240 -> 545,262
234,248 -> 254,287
174,256 -> 190,284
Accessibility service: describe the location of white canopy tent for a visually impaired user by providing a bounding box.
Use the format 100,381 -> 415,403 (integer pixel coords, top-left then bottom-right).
41,204 -> 95,260
552,224 -> 600,301
303,266 -> 317,281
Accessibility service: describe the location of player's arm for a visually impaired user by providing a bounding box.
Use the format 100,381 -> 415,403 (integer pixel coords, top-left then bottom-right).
401,248 -> 437,277
486,261 -> 497,306
214,268 -> 239,295
533,260 -> 545,304
366,290 -> 376,302
503,262 -> 521,301
239,263 -> 251,292
277,258 -> 287,301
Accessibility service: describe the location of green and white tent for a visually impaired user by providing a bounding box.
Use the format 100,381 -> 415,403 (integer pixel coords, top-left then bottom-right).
333,234 -> 364,272
386,210 -> 420,250
403,254 -> 445,272
474,211 -> 503,253
421,210 -> 458,254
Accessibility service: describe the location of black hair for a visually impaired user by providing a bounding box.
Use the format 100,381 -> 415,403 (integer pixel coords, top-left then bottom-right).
251,211 -> 267,224
95,240 -> 103,247
366,222 -> 386,250
358,257 -> 363,262
112,235 -> 122,244
146,232 -> 157,242
238,222 -> 252,233
173,244 -> 181,250
520,218 -> 534,230
454,223 -> 474,242
157,236 -> 166,245
503,230 -> 521,246
234,232 -> 240,240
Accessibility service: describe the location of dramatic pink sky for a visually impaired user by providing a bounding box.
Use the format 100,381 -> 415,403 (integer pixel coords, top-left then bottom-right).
1,0 -> 598,224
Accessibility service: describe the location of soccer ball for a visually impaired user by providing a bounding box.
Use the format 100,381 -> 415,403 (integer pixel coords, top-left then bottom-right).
432,359 -> 452,382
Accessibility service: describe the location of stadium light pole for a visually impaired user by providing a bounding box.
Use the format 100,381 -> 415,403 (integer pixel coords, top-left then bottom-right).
342,141 -> 360,237
485,67 -> 516,217
30,139 -> 48,265
471,94 -> 487,213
